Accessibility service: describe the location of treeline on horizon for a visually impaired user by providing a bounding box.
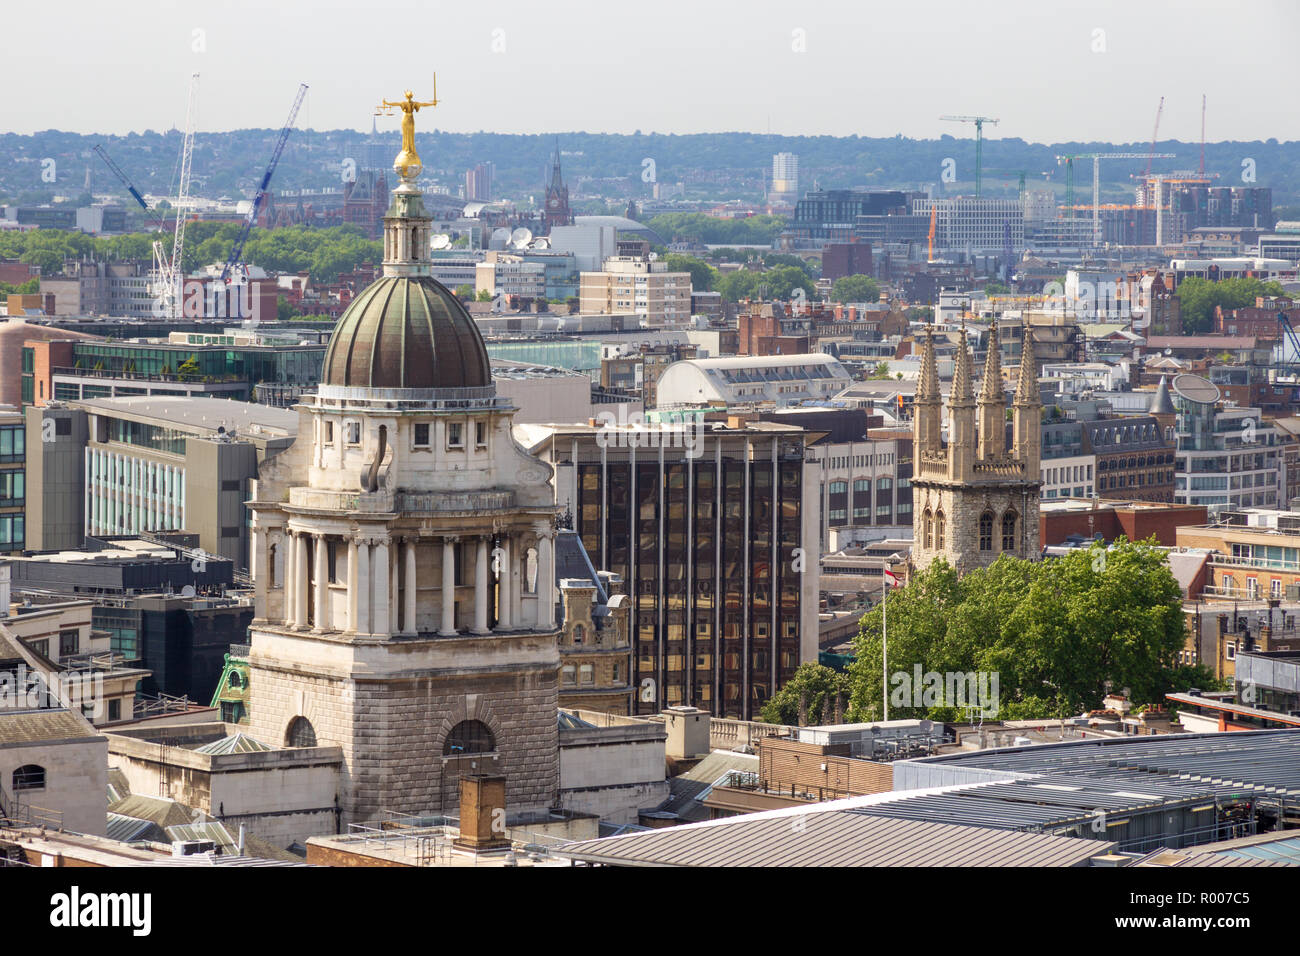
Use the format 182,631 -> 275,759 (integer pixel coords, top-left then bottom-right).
3,129 -> 1299,205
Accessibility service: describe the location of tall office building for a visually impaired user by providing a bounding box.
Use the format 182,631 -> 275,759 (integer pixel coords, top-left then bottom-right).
769,152 -> 799,204
465,162 -> 494,202
517,421 -> 821,720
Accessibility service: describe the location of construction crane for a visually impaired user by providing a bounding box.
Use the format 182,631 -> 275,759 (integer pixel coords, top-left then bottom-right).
1200,94 -> 1207,177
92,145 -> 167,232
1056,151 -> 1175,241
153,73 -> 200,321
1277,312 -> 1300,381
1144,96 -> 1165,178
982,168 -> 1031,200
220,83 -> 309,284
939,115 -> 999,198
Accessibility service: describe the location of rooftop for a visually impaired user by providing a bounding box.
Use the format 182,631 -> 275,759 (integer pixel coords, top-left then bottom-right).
72,395 -> 298,438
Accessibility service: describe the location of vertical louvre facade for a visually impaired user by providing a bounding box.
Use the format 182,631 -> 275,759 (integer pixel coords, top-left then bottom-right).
549,424 -> 816,720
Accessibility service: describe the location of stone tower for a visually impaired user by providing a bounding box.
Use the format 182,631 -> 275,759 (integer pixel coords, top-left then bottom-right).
245,106 -> 561,826
911,322 -> 1042,574
543,141 -> 572,234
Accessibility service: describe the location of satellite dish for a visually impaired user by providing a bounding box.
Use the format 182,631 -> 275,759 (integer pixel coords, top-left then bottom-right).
180,585 -> 196,598
510,227 -> 533,249
490,227 -> 512,249
531,236 -> 551,250
430,233 -> 451,251
647,251 -> 659,261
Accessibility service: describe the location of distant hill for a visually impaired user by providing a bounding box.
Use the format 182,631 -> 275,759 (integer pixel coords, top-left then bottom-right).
2,129 -> 1296,208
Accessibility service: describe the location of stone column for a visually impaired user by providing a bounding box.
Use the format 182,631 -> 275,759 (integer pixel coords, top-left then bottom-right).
295,532 -> 310,629
537,526 -> 554,630
403,538 -> 418,636
497,535 -> 512,630
313,534 -> 329,633
355,537 -> 370,635
347,538 -> 359,633
372,538 -> 390,636
474,537 -> 489,635
251,527 -> 266,620
440,537 -> 457,636
285,531 -> 297,627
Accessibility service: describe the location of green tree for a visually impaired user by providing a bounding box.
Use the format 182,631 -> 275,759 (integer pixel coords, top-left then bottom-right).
663,253 -> 718,292
177,355 -> 201,381
831,274 -> 881,303
761,663 -> 851,726
845,540 -> 1203,723
476,289 -> 493,302
1175,275 -> 1286,334
454,284 -> 475,299
276,295 -> 296,322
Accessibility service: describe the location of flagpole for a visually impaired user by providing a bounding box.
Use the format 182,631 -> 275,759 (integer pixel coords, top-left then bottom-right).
882,571 -> 889,721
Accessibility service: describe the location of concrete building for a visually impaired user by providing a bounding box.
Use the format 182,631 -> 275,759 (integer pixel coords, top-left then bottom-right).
0,406 -> 23,556
516,421 -> 821,720
579,240 -> 692,328
911,323 -> 1042,574
0,615 -> 108,836
555,529 -> 632,714
655,353 -> 853,410
768,152 -> 799,204
24,397 -> 298,566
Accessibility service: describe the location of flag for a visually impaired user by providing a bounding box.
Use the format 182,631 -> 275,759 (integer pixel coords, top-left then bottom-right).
884,568 -> 900,588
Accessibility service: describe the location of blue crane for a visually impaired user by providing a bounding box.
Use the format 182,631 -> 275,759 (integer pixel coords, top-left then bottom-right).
221,83 -> 309,283
1278,311 -> 1300,378
92,144 -> 167,232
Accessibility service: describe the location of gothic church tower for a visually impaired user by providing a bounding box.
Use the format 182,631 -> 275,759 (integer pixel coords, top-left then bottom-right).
911,322 -> 1042,574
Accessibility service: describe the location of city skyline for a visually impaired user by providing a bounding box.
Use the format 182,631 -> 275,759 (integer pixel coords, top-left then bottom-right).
7,0 -> 1300,142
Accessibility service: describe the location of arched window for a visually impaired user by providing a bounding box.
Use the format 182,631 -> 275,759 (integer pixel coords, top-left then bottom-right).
228,671 -> 243,689
443,719 -> 495,756
978,511 -> 994,551
573,623 -> 585,646
286,717 -> 317,748
935,511 -> 946,551
923,508 -> 933,550
1002,511 -> 1018,552
12,764 -> 45,791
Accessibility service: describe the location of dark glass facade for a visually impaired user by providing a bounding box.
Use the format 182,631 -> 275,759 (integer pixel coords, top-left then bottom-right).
575,441 -> 806,719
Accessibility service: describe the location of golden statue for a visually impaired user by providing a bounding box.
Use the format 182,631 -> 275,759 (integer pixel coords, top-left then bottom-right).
377,78 -> 439,182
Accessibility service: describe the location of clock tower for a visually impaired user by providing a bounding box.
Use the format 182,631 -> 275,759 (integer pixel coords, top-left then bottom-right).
543,140 -> 572,233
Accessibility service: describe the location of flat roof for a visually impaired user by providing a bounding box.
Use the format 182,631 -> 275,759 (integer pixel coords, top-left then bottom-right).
72,396 -> 299,438
555,790 -> 1116,867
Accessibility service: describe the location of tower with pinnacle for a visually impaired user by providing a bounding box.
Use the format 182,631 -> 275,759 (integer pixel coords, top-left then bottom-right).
543,140 -> 572,233
911,321 -> 1043,574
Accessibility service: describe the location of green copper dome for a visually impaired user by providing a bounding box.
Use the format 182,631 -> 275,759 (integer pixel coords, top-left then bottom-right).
320,275 -> 492,390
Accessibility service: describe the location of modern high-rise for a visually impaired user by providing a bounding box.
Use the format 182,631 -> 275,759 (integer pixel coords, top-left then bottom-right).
465,162 -> 494,202
769,152 -> 799,204
516,421 -> 821,720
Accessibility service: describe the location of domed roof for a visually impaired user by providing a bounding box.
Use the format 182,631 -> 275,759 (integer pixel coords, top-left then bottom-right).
321,275 -> 491,389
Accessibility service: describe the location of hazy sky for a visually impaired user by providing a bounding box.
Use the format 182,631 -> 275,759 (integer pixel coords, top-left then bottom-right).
7,0 -> 1298,143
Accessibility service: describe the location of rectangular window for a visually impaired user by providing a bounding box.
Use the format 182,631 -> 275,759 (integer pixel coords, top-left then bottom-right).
475,422 -> 487,446
561,665 -> 576,685
414,423 -> 430,447
579,664 -> 594,684
447,423 -> 463,448
324,421 -> 334,444
345,422 -> 361,445
108,699 -> 121,721
59,630 -> 78,656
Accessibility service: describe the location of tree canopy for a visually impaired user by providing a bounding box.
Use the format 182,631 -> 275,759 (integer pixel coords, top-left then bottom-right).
760,663 -> 850,726
831,274 -> 881,303
1175,276 -> 1286,334
843,540 -> 1213,723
